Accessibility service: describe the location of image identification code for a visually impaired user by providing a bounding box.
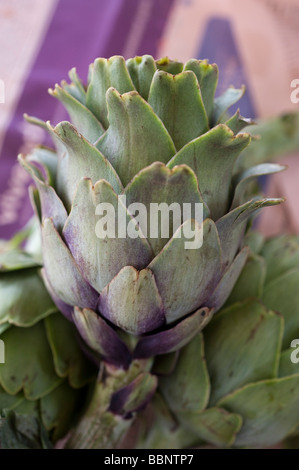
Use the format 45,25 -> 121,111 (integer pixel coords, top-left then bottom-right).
104,454 -> 194,466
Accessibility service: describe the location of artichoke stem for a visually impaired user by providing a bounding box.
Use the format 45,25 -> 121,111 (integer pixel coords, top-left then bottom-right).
66,360 -> 153,449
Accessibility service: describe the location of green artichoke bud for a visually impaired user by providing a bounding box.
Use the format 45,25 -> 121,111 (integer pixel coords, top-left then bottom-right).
144,234 -> 299,449
19,55 -> 284,367
0,242 -> 96,448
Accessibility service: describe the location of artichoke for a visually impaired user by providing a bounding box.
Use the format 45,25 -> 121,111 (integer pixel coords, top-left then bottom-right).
19,55 -> 284,367
136,233 -> 299,449
0,241 -> 96,448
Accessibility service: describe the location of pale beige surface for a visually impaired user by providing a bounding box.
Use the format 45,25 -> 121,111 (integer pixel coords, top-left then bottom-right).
0,0 -> 58,156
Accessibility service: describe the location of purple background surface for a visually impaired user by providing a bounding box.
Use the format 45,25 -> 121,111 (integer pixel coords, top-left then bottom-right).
1,0 -> 258,240
0,0 -> 174,239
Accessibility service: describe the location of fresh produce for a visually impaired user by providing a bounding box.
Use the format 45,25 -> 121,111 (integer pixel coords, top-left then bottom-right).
19,55 -> 283,367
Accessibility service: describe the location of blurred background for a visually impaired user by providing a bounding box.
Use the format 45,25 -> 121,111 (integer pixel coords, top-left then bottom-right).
1,0 -> 299,239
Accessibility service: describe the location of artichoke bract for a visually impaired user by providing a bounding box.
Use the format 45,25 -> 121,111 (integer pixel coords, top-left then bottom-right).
0,243 -> 96,448
20,55 -> 284,368
142,234 -> 299,449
